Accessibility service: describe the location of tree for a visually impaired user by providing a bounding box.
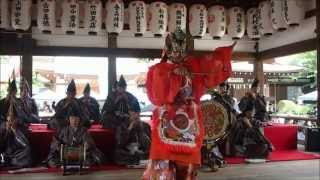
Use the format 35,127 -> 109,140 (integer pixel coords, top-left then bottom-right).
288,51 -> 317,91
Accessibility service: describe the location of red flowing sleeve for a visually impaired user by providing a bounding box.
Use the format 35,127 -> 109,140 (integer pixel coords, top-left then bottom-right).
145,62 -> 183,106
201,46 -> 233,88
185,46 -> 233,101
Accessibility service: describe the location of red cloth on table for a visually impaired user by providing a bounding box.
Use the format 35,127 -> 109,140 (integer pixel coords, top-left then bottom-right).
264,123 -> 297,150
28,124 -> 115,163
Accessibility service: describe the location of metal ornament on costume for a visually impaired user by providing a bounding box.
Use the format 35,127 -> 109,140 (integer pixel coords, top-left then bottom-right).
164,29 -> 187,63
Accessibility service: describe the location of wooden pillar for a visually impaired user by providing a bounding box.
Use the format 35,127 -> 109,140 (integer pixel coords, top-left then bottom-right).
316,0 -> 320,125
108,33 -> 117,94
20,34 -> 34,95
186,4 -> 195,53
253,42 -> 265,94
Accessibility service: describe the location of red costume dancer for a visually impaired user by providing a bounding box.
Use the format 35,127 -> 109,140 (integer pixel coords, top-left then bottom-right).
142,30 -> 235,180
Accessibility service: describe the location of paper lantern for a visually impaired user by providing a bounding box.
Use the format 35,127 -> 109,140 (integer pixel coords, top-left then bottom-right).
61,0 -> 79,34
258,1 -> 274,36
84,0 -> 102,35
227,7 -> 245,40
129,1 -> 147,37
246,8 -> 260,40
0,0 -> 10,29
168,3 -> 186,33
270,0 -> 287,31
106,0 -> 124,34
189,4 -> 207,38
37,0 -> 56,34
208,5 -> 226,39
283,0 -> 305,27
11,0 -> 32,31
149,1 -> 167,37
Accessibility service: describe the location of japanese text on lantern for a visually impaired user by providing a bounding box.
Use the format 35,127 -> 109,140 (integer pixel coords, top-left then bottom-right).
221,10 -> 225,31
283,1 -> 289,22
90,5 -> 97,28
236,12 -> 242,33
199,9 -> 204,35
14,0 -> 22,26
176,10 -> 182,30
252,10 -> 259,35
158,8 -> 164,30
136,4 -> 144,32
69,3 -> 77,28
43,2 -> 50,27
113,4 -> 120,28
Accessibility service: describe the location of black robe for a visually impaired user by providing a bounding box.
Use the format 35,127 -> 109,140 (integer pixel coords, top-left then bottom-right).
46,126 -> 105,166
20,97 -> 40,123
0,122 -> 32,168
239,94 -> 268,122
101,91 -> 150,165
79,96 -> 101,123
101,91 -> 140,129
254,95 -> 268,122
229,115 -> 272,159
0,98 -> 30,130
51,98 -> 90,129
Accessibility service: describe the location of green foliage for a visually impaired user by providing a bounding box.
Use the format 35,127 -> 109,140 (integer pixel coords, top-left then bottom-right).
277,100 -> 313,115
287,51 -> 317,89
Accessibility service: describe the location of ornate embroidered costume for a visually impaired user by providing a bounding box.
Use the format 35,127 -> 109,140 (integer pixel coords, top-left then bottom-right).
143,30 -> 234,179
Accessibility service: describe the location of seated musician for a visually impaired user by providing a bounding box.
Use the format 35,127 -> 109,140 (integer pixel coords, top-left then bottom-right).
79,83 -> 101,124
218,81 -> 236,111
45,106 -> 105,167
101,75 -> 150,165
0,79 -> 29,129
20,79 -> 40,123
229,101 -> 272,160
239,79 -> 269,123
0,100 -> 32,168
51,79 -> 90,129
0,79 -> 19,123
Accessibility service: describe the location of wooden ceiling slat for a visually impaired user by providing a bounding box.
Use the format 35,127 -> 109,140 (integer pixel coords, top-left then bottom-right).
258,38 -> 317,60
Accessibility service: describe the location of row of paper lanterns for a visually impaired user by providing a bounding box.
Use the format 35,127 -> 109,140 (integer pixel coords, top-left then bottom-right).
0,0 -> 305,39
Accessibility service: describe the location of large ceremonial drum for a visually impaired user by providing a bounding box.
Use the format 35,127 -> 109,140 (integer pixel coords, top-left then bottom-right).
201,98 -> 232,143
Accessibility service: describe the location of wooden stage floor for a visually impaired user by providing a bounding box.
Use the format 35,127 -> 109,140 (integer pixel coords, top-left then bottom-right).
1,160 -> 319,180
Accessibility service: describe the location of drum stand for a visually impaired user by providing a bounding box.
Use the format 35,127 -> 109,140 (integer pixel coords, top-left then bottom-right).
201,141 -> 226,172
60,143 -> 87,176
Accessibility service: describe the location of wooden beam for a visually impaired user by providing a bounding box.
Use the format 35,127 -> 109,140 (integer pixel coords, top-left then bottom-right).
108,33 -> 118,94
305,9 -> 317,19
316,0 -> 320,125
28,45 -> 255,60
20,34 -> 34,95
258,38 -> 317,60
